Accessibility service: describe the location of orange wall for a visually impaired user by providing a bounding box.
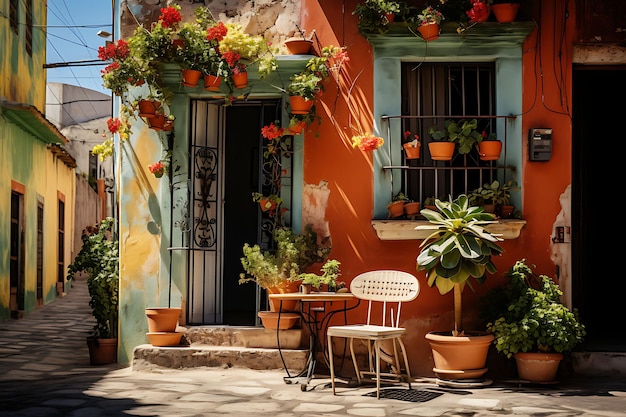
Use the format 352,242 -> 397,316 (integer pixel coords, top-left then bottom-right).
301,0 -> 576,376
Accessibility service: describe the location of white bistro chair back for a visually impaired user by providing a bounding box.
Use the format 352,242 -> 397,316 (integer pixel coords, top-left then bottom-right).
326,270 -> 420,398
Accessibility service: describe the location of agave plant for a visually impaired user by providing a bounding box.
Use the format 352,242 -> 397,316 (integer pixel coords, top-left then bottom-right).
416,194 -> 504,335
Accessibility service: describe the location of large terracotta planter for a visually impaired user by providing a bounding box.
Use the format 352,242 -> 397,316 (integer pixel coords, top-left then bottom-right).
492,3 -> 520,23
478,140 -> 502,161
289,95 -> 314,115
514,352 -> 563,382
257,311 -> 300,330
182,69 -> 202,87
145,308 -> 182,332
425,331 -> 494,380
146,331 -> 183,347
428,142 -> 455,161
417,23 -> 440,41
87,337 -> 117,365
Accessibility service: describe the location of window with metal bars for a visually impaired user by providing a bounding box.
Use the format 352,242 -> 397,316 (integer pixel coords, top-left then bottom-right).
394,62 -> 512,204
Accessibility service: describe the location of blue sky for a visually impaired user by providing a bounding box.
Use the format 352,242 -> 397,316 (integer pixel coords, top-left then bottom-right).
46,0 -> 112,96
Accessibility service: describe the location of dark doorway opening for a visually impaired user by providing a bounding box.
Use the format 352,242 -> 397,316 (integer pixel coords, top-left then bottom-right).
222,100 -> 281,325
572,66 -> 626,351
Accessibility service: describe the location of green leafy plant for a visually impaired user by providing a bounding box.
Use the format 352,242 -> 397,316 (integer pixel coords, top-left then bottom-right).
484,259 -> 586,357
296,259 -> 343,290
469,180 -> 517,206
428,119 -> 483,154
416,195 -> 504,335
353,0 -> 402,34
239,225 -> 331,290
67,217 -> 119,339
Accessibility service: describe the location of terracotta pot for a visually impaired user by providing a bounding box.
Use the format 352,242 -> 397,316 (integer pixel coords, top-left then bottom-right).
146,331 -> 183,347
284,38 -> 313,55
258,199 -> 277,212
478,141 -> 502,161
499,204 -> 515,218
425,331 -> 494,380
514,352 -> 563,382
203,74 -> 222,91
87,337 -> 117,365
232,72 -> 248,88
483,203 -> 496,213
172,38 -> 185,49
257,311 -> 300,330
387,200 -> 405,218
267,282 -> 300,312
384,12 -> 395,23
181,69 -> 203,87
428,142 -> 455,161
138,100 -> 159,118
147,114 -> 165,130
145,308 -> 182,333
492,3 -> 520,23
403,143 -> 421,159
162,120 -> 174,131
404,202 -> 421,217
417,23 -> 440,41
289,95 -> 314,115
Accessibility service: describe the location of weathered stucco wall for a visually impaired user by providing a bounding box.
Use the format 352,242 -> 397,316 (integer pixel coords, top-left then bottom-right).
121,0 -> 306,53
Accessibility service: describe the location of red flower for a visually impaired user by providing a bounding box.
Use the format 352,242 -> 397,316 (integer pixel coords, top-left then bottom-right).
261,123 -> 286,140
467,0 -> 490,23
107,117 -> 122,133
101,61 -> 120,75
206,22 -> 227,42
97,39 -> 129,61
148,161 -> 166,178
352,134 -> 384,151
158,6 -> 182,29
222,51 -> 241,68
404,131 -> 419,142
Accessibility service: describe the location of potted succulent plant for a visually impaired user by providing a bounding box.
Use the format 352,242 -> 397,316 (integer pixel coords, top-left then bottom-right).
416,194 -> 504,380
484,259 -> 586,382
387,192 -> 410,218
67,217 -> 119,365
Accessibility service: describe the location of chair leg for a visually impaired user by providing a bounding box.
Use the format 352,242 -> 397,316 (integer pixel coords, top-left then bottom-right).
349,337 -> 361,385
374,340 -> 381,399
397,337 -> 412,389
327,333 -> 336,394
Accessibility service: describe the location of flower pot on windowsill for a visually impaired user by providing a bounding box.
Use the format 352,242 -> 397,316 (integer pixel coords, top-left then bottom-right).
478,140 -> 502,161
428,142 -> 455,161
417,23 -> 440,41
182,69 -> 203,87
492,3 -> 520,23
387,200 -> 406,219
404,202 -> 421,217
203,74 -> 222,91
403,143 -> 421,159
232,72 -> 248,89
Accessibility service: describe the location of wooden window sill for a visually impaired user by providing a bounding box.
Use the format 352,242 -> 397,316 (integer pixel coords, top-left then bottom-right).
371,219 -> 527,241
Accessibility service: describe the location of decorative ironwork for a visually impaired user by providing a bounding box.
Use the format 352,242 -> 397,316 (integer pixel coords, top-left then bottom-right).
193,147 -> 218,249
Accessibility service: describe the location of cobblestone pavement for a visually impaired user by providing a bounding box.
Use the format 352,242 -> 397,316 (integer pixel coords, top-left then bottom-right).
1,278 -> 625,416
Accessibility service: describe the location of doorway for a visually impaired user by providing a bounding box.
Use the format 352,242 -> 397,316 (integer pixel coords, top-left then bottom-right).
572,66 -> 626,351
186,99 -> 284,326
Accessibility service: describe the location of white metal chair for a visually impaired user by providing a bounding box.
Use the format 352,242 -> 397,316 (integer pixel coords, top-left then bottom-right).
326,270 -> 420,399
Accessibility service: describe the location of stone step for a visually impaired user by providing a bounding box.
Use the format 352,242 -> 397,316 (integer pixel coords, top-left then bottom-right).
132,326 -> 310,372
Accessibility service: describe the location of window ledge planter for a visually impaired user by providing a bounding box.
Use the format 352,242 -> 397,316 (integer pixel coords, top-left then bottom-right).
371,219 -> 526,240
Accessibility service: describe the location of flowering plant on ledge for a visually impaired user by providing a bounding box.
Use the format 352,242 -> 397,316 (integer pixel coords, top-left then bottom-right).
416,5 -> 444,26
148,161 -> 168,178
351,133 -> 384,151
